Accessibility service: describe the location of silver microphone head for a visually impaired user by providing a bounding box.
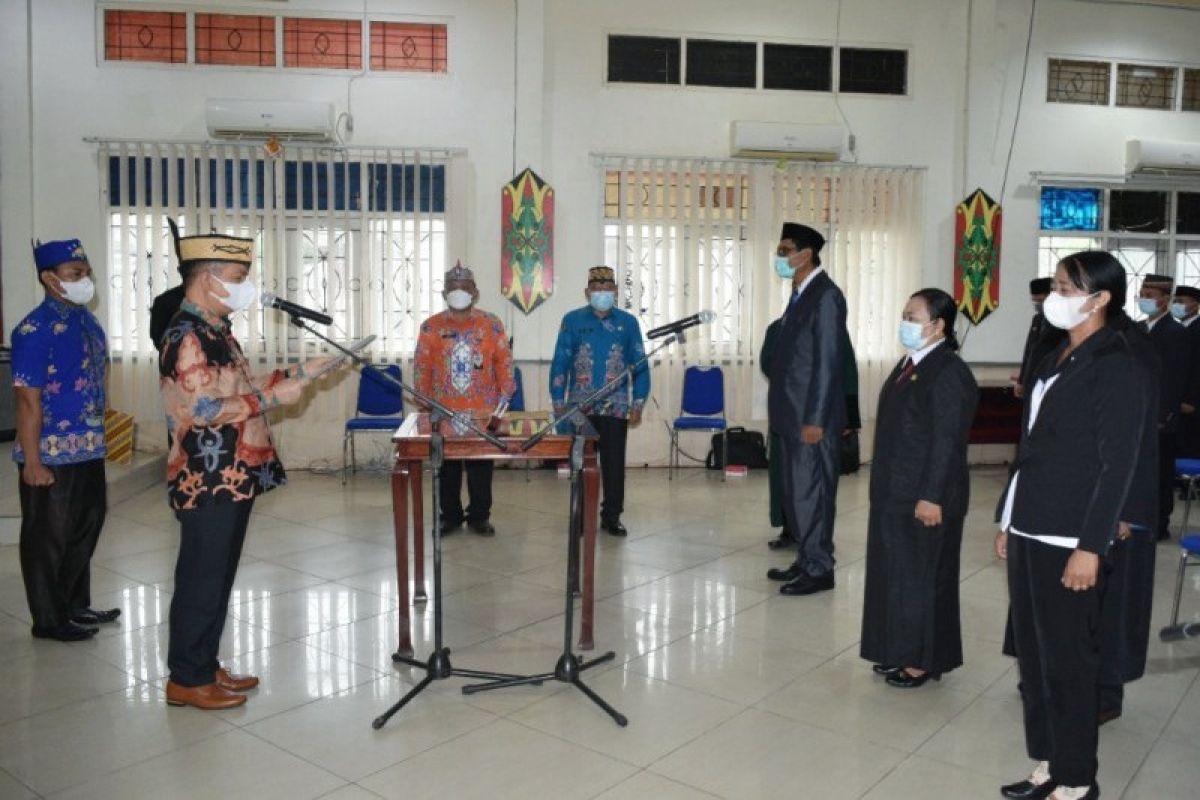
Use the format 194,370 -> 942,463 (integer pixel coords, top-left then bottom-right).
259,292 -> 278,307
698,309 -> 717,323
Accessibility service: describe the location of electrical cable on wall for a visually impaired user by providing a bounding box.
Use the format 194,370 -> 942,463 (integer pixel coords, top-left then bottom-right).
833,0 -> 859,163
999,0 -> 1039,204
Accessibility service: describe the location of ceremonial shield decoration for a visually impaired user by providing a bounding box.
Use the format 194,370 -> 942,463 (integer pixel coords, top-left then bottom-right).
502,168 -> 554,314
954,188 -> 1003,325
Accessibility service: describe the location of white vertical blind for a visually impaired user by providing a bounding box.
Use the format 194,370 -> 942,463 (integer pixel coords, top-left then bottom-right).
600,155 -> 924,464
96,139 -> 460,455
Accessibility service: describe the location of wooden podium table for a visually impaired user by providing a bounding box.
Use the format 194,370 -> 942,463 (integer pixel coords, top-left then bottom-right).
390,412 -> 600,657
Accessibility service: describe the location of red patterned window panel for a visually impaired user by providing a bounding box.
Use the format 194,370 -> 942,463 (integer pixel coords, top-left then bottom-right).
370,22 -> 448,73
196,14 -> 276,67
283,18 -> 362,69
103,9 -> 186,64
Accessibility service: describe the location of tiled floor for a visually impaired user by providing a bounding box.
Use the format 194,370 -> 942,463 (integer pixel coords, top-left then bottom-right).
1,466 -> 1199,799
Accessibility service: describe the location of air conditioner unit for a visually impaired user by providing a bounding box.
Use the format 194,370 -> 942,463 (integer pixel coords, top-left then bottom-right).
1126,138 -> 1200,175
730,121 -> 846,161
205,98 -> 335,142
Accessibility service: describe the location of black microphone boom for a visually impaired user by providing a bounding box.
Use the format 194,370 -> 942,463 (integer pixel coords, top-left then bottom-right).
260,293 -> 333,326
646,310 -> 716,340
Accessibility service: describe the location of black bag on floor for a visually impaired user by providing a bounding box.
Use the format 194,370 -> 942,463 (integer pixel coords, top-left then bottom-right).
705,427 -> 769,470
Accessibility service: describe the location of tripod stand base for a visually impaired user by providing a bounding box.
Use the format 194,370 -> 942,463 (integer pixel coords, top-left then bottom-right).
371,648 -> 542,730
460,650 -> 627,727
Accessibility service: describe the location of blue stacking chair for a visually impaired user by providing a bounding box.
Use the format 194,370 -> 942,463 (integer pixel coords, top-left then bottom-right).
669,366 -> 727,480
343,364 -> 404,484
1165,458 -> 1200,633
510,366 -> 526,412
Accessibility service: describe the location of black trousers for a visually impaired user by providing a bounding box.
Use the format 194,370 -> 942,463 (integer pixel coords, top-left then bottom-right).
168,499 -> 253,687
1008,534 -> 1105,788
438,460 -> 494,526
18,460 -> 107,630
1158,432 -> 1176,537
779,432 -> 839,576
588,414 -> 629,524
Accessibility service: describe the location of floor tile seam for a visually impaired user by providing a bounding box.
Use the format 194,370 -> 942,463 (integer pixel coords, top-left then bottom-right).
501,711 -> 660,772
272,634 -> 393,678
617,654 -> 787,708
582,769 -> 725,800
352,715 -> 512,785
0,764 -> 42,800
1123,666 -> 1200,791
10,705 -> 238,798
181,722 -> 348,787
639,706 -> 791,793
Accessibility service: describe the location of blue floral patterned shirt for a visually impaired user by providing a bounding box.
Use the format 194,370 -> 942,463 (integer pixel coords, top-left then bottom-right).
11,296 -> 108,465
549,306 -> 650,419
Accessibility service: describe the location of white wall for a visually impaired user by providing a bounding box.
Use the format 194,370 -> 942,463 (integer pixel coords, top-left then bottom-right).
3,0 -> 1200,463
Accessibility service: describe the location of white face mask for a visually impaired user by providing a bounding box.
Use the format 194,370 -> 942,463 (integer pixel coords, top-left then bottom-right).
898,320 -> 929,352
1042,290 -> 1094,330
210,273 -> 258,313
58,276 -> 95,305
445,289 -> 473,311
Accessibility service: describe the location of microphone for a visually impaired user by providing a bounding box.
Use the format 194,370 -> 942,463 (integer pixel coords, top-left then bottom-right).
260,292 -> 333,326
646,310 -> 716,340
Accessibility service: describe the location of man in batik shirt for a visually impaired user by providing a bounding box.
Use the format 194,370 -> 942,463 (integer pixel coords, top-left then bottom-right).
158,228 -> 341,710
549,266 -> 650,537
12,238 -> 119,641
414,262 -> 515,536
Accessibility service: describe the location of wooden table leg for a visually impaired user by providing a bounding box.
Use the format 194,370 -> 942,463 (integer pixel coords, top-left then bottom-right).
411,462 -> 426,603
579,453 -> 600,651
391,458 -> 414,658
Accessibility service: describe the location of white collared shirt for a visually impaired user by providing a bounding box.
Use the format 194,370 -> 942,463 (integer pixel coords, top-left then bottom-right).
1184,315 -> 1198,328
906,338 -> 944,366
793,267 -> 825,301
1146,313 -> 1167,332
1001,373 -> 1078,549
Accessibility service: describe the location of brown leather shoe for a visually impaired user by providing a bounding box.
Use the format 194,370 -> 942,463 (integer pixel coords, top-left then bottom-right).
215,667 -> 259,692
165,680 -> 247,710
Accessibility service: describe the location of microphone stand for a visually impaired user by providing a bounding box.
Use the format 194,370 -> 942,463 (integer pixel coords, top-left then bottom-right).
280,316 -> 528,730
461,330 -> 684,727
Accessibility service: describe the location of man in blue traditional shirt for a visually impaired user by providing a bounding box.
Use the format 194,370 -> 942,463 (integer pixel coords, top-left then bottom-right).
12,239 -> 119,641
550,266 -> 650,537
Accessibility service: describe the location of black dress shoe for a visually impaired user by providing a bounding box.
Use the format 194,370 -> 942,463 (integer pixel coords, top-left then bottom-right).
1097,707 -> 1122,726
440,520 -> 463,535
601,519 -> 628,537
766,564 -> 803,582
71,607 -> 121,625
872,663 -> 900,676
779,572 -> 834,595
999,779 -> 1057,799
767,529 -> 795,550
31,622 -> 99,642
467,521 -> 496,537
885,669 -> 940,688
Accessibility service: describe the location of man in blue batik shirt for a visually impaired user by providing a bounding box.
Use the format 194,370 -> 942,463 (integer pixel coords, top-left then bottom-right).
12,239 -> 119,642
550,266 -> 651,537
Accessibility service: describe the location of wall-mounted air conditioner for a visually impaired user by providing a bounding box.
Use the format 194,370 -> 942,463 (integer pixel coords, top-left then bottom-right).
205,98 -> 336,142
730,121 -> 846,161
1126,138 -> 1200,175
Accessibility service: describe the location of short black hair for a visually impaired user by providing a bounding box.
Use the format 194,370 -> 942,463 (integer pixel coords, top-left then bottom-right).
1059,250 -> 1128,326
910,287 -> 960,351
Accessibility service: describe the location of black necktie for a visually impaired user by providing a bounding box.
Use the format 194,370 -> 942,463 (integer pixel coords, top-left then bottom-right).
895,357 -> 914,386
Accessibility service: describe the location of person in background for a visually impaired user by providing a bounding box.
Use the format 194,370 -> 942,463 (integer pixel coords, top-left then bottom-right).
1172,284 -> 1200,458
549,266 -> 650,537
860,288 -> 978,688
1013,277 -> 1066,399
764,222 -> 847,596
1138,274 -> 1190,540
158,228 -> 343,710
996,251 -> 1147,800
414,262 -> 515,536
12,239 -> 119,642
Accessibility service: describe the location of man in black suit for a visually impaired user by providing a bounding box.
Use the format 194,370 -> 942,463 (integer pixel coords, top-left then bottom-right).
1138,274 -> 1191,540
765,222 -> 847,596
1172,285 -> 1200,458
1013,277 -> 1066,399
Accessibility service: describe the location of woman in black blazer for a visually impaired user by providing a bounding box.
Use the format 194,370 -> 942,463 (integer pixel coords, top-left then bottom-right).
860,288 -> 978,688
996,251 -> 1149,800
